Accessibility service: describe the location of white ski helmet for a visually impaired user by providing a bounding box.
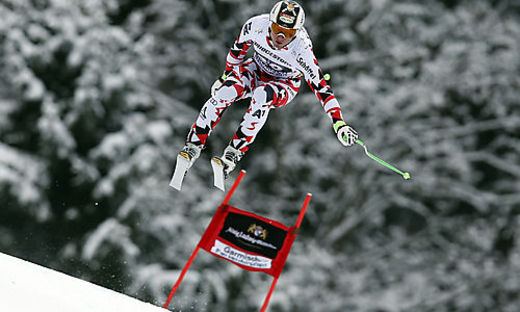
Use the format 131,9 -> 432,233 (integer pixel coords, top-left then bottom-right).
270,1 -> 305,30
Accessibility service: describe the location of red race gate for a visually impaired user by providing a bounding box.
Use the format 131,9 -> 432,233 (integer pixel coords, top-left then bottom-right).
163,170 -> 311,312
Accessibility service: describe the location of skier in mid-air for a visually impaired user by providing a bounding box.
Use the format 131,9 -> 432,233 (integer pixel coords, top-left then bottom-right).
171,0 -> 359,190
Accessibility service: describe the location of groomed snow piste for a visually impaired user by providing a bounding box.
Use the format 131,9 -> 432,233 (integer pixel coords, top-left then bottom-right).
0,252 -> 168,312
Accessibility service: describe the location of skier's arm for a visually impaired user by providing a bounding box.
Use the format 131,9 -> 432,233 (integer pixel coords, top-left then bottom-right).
225,41 -> 251,74
224,19 -> 254,73
211,19 -> 255,96
298,47 -> 358,146
298,47 -> 342,123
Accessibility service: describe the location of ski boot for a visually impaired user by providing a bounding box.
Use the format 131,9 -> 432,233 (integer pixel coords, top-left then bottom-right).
211,146 -> 243,191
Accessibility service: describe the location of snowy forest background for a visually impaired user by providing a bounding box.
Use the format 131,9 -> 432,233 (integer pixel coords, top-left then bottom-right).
1,0 -> 519,311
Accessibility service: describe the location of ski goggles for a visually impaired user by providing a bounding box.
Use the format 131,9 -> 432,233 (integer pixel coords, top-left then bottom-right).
270,22 -> 297,39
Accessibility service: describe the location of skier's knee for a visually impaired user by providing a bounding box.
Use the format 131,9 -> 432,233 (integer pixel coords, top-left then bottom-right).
214,77 -> 246,104
214,85 -> 238,104
263,85 -> 276,103
253,85 -> 275,106
223,80 -> 237,88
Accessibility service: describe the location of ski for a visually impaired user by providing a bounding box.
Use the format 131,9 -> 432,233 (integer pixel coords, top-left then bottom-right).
211,156 -> 226,191
169,152 -> 191,191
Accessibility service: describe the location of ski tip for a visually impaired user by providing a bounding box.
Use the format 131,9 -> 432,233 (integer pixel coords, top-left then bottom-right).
213,176 -> 225,192
169,180 -> 182,191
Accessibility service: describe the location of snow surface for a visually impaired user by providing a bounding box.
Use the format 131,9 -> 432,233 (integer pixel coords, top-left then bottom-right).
0,252 -> 168,312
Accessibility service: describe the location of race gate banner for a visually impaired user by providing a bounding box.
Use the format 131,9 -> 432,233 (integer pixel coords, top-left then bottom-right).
198,204 -> 297,277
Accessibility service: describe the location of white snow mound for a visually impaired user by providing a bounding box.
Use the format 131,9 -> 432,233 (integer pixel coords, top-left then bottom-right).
0,252 -> 168,312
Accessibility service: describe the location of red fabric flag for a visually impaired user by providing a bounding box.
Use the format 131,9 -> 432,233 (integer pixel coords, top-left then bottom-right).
198,204 -> 297,278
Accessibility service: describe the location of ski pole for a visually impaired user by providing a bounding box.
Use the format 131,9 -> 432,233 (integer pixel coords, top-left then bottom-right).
355,139 -> 411,180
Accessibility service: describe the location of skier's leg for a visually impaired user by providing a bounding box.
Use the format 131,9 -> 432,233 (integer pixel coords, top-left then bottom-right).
218,79 -> 299,176
210,85 -> 275,187
185,76 -> 248,148
173,78 -> 247,190
210,79 -> 300,189
229,85 -> 275,154
229,78 -> 301,155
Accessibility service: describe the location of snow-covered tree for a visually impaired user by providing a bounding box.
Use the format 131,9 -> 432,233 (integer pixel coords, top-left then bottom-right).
1,0 -> 519,311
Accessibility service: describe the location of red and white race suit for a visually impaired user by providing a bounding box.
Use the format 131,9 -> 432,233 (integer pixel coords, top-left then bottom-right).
186,14 -> 344,154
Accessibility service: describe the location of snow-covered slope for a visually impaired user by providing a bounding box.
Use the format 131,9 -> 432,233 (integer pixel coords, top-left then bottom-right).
0,252 -> 168,312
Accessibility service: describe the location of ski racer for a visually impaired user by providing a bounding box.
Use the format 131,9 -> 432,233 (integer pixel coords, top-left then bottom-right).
173,0 -> 359,188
